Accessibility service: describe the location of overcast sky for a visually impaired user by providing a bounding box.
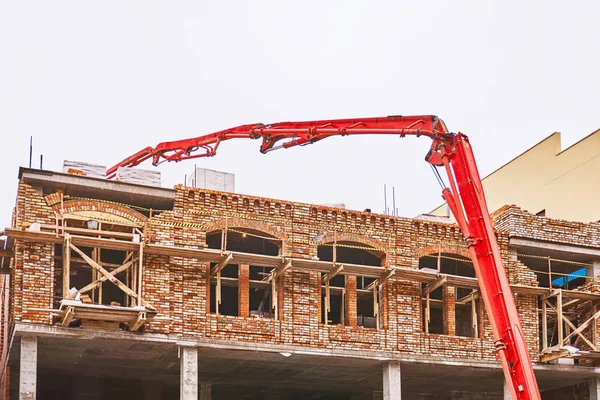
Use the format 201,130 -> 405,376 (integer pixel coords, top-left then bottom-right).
1,1 -> 599,230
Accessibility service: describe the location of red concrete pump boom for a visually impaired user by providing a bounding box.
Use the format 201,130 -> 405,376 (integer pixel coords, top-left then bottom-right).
108,115 -> 541,399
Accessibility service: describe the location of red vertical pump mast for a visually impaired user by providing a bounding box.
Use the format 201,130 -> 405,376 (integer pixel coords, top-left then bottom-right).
108,115 -> 540,399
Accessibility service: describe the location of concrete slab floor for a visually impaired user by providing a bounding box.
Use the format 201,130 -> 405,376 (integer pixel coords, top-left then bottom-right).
6,331 -> 597,399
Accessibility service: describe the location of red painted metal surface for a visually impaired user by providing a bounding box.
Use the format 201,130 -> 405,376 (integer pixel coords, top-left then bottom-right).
108,116 -> 541,399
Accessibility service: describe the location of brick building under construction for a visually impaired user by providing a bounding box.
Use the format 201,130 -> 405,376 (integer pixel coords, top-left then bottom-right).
2,167 -> 600,399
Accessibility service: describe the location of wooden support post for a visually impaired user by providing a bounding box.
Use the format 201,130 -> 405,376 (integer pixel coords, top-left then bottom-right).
271,275 -> 277,320
472,294 -> 478,338
423,275 -> 447,296
340,288 -> 345,326
548,257 -> 552,287
594,304 -> 598,349
95,248 -> 103,304
211,253 -> 233,277
557,289 -> 564,347
373,284 -> 379,330
62,234 -> 71,299
425,293 -> 430,333
216,269 -> 222,316
542,299 -> 548,350
325,278 -> 330,325
137,242 -> 144,307
61,306 -> 74,326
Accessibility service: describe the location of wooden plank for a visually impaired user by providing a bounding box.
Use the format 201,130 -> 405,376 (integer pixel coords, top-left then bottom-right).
61,306 -> 74,326
0,249 -> 12,258
137,242 -> 144,307
542,299 -> 548,350
557,290 -> 564,347
5,228 -> 62,244
129,312 -> 147,331
322,264 -> 344,283
562,309 -> 600,348
540,350 -> 570,363
423,275 -> 447,296
71,235 -> 139,252
40,224 -> 135,240
69,243 -> 155,310
62,235 -> 71,299
210,253 -> 233,277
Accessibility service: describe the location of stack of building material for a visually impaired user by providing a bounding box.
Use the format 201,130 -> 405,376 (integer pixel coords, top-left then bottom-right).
116,167 -> 161,187
188,167 -> 234,192
62,161 -> 107,178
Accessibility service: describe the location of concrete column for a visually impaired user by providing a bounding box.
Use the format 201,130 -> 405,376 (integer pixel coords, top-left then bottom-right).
200,383 -> 211,400
180,346 -> 198,400
590,376 -> 600,400
504,379 -> 512,400
589,261 -> 600,281
238,264 -> 249,317
19,336 -> 37,400
383,362 -> 401,400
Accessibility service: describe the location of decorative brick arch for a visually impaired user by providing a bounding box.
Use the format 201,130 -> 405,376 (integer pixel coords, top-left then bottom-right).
319,232 -> 388,263
417,245 -> 472,261
204,217 -> 287,242
54,199 -> 147,225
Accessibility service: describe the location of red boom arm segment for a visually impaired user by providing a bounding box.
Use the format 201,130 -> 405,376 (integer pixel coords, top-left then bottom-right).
108,116 -> 540,399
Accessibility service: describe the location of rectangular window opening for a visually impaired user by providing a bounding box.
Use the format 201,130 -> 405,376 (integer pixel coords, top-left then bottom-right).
249,266 -> 274,318
357,276 -> 377,328
422,284 -> 443,334
210,263 -> 239,316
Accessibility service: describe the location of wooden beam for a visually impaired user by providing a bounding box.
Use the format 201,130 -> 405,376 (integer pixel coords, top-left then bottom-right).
562,309 -> 600,349
322,263 -> 344,283
61,306 -> 74,327
137,242 -> 144,307
557,289 -> 564,347
62,234 -> 71,299
539,350 -> 570,363
69,243 -> 155,310
77,258 -> 136,296
266,258 -> 292,283
423,275 -> 447,296
210,253 -> 233,277
129,312 -> 147,331
366,268 -> 396,291
40,224 -> 135,240
542,299 -> 548,350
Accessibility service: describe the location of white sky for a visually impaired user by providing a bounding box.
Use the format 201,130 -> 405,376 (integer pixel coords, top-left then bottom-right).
1,1 -> 599,230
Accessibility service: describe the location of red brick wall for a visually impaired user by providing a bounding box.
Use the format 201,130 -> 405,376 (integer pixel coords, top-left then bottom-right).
15,182 -> 593,365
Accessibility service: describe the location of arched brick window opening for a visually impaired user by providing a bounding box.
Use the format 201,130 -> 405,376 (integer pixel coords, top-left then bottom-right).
419,253 -> 479,338
206,228 -> 281,318
318,242 -> 384,328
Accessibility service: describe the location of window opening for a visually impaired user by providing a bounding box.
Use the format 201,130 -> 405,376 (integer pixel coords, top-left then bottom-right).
207,229 -> 279,318
419,252 -> 478,337
318,241 -> 383,327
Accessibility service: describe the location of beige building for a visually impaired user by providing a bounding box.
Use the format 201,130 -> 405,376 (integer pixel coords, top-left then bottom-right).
431,128 -> 600,222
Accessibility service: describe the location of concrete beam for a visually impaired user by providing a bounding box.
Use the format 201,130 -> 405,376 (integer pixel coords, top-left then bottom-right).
19,336 -> 37,400
19,168 -> 175,211
180,346 -> 198,400
590,261 -> 600,281
510,237 -> 600,259
383,362 -> 401,400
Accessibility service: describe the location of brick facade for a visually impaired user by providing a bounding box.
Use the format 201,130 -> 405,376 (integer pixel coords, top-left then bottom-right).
10,180 -> 600,367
